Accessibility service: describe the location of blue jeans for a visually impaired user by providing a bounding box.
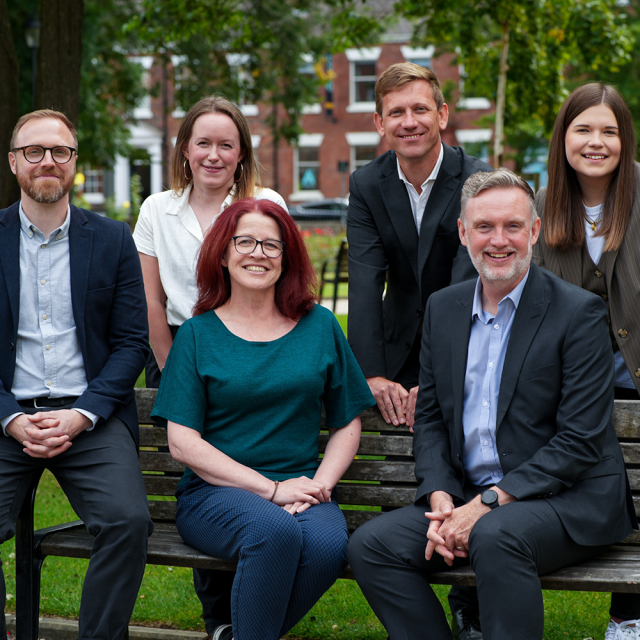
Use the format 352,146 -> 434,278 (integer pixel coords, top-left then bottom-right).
176,478 -> 348,640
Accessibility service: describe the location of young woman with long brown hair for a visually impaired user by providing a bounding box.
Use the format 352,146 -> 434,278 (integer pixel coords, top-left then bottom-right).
534,83 -> 640,640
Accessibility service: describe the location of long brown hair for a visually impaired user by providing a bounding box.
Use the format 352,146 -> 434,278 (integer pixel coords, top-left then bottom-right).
544,83 -> 636,251
193,198 -> 318,320
170,95 -> 260,201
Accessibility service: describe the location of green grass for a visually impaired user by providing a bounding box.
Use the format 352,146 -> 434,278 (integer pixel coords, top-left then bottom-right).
0,311 -> 614,637
319,283 -> 349,300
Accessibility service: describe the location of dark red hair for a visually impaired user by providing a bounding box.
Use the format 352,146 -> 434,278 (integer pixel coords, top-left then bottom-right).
193,198 -> 318,319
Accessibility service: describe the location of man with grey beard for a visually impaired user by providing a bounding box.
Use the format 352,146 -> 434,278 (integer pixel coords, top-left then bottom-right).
0,110 -> 153,639
348,169 -> 636,639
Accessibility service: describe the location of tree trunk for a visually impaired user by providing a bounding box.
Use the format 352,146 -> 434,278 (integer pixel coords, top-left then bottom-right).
493,21 -> 509,167
35,0 -> 84,127
0,0 -> 21,208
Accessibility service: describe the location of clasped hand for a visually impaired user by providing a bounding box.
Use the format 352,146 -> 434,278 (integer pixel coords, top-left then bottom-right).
6,409 -> 92,459
272,476 -> 331,515
425,492 -> 489,566
366,376 -> 419,429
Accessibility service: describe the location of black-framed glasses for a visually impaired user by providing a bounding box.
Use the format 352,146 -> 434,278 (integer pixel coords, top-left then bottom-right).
232,235 -> 285,258
11,145 -> 76,164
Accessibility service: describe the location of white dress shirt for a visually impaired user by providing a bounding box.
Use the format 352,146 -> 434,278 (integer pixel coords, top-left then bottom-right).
396,143 -> 444,234
133,184 -> 287,326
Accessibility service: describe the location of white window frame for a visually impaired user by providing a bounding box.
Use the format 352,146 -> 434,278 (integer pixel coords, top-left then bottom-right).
131,56 -> 154,120
171,55 -> 187,118
290,133 -> 324,202
346,48 -> 381,113
457,63 -> 491,110
226,53 -> 259,116
400,45 -> 435,69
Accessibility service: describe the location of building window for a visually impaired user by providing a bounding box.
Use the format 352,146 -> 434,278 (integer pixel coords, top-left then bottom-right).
346,132 -> 380,174
298,147 -> 320,191
131,56 -> 154,120
346,48 -> 381,113
83,168 -> 104,194
401,46 -> 434,70
455,129 -> 493,163
291,133 -> 324,202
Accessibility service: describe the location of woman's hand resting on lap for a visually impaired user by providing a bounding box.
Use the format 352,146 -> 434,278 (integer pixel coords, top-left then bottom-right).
271,476 -> 331,509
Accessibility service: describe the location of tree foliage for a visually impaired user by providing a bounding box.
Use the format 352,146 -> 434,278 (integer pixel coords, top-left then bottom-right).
395,0 -> 634,164
127,0 -> 384,143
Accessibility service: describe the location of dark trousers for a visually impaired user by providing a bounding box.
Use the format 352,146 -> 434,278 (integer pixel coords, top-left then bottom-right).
348,499 -> 607,640
176,478 -> 348,640
0,410 -> 153,640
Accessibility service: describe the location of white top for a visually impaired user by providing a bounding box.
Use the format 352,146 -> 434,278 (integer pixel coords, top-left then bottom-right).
584,203 -> 605,265
133,184 -> 287,326
397,143 -> 444,235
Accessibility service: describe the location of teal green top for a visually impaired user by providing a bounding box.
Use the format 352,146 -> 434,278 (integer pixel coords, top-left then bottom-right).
151,304 -> 374,487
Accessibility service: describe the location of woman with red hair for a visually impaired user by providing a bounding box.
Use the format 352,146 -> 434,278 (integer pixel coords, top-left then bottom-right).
152,199 -> 373,640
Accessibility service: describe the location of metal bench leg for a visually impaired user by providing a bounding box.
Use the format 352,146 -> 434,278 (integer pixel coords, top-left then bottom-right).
15,471 -> 45,640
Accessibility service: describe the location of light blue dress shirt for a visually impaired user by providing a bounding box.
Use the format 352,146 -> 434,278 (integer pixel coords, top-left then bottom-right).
0,204 -> 98,433
462,271 -> 530,486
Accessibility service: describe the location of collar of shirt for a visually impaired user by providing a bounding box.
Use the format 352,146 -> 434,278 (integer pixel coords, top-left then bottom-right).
19,201 -> 71,243
471,268 -> 530,324
165,182 -> 235,217
396,142 -> 444,193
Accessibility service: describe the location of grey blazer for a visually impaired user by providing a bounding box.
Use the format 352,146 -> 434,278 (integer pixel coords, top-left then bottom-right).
346,145 -> 491,382
413,263 -> 636,547
533,165 -> 640,392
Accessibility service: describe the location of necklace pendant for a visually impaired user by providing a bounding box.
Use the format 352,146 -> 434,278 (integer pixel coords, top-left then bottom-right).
591,221 -> 598,232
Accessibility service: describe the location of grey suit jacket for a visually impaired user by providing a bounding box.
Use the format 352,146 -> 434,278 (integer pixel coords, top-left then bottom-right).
533,166 -> 640,392
413,264 -> 636,547
347,145 -> 491,382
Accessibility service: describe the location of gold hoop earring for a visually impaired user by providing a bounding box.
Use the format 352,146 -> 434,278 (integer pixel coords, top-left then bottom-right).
183,159 -> 192,182
234,163 -> 244,183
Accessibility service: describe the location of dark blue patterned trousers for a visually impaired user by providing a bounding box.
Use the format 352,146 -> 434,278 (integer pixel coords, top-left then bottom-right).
176,478 -> 348,640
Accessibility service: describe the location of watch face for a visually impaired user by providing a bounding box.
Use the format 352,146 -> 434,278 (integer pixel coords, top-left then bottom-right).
481,489 -> 498,507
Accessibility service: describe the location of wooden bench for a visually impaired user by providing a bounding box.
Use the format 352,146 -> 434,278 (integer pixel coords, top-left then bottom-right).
13,390 -> 640,639
319,238 -> 348,313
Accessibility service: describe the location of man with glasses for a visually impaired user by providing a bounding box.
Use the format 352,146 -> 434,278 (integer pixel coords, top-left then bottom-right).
0,110 -> 153,639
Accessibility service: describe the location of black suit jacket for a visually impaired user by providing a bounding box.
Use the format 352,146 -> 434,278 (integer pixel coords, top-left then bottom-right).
413,263 -> 636,546
0,202 -> 149,445
347,145 -> 491,382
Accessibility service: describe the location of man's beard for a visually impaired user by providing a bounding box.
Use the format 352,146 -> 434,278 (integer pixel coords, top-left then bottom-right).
17,170 -> 74,204
469,241 -> 532,285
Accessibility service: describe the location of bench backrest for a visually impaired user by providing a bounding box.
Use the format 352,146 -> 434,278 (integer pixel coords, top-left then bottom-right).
135,389 -> 640,539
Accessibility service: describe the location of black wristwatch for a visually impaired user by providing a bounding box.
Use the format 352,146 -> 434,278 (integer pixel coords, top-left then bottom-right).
481,489 -> 500,510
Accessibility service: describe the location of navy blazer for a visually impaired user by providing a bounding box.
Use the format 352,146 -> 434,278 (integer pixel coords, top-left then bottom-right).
413,263 -> 637,547
347,145 -> 491,381
0,202 -> 149,445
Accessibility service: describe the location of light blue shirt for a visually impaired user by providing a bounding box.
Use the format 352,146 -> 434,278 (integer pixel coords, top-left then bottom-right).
0,204 -> 98,433
462,271 -> 530,486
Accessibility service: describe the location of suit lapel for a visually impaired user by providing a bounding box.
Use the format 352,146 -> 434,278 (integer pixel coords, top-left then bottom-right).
69,205 -> 92,353
451,283 -> 474,450
496,265 -> 550,430
378,153 -> 420,283
0,204 -> 22,331
417,145 -> 460,282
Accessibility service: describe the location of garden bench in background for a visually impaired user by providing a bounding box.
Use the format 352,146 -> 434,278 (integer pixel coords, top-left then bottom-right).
319,238 -> 348,313
13,390 -> 640,639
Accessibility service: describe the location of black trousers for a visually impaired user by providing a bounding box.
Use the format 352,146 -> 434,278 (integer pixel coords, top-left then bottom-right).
348,499 -> 607,640
0,409 -> 153,640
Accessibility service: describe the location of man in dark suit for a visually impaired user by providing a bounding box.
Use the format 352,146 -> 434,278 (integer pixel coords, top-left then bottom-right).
0,110 -> 153,639
347,61 -> 491,430
348,169 -> 637,639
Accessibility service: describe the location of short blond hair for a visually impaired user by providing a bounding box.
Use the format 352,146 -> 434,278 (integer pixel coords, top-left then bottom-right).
460,169 -> 537,223
11,109 -> 77,149
375,62 -> 444,116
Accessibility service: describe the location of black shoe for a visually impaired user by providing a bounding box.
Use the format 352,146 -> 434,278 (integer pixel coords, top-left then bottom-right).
206,625 -> 233,640
451,608 -> 483,640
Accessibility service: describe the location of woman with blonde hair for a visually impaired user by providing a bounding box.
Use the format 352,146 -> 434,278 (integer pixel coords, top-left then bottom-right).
534,82 -> 640,640
133,95 -> 286,640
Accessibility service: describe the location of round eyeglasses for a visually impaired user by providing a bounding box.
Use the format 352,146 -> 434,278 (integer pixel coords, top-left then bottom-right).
11,145 -> 76,164
232,236 -> 285,258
